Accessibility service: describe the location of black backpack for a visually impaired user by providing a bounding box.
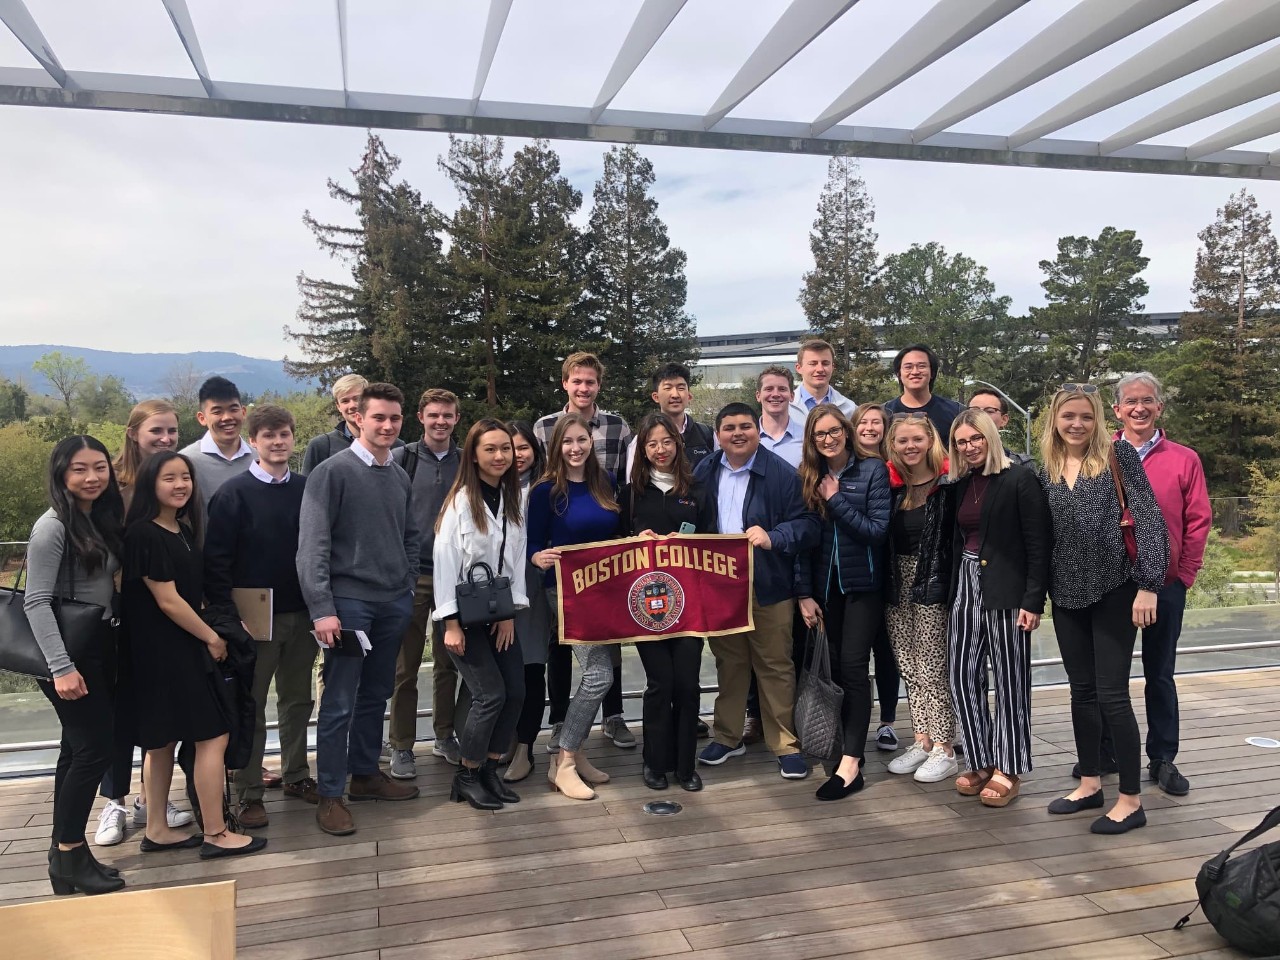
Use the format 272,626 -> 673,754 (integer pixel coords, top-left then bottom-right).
1175,804 -> 1280,955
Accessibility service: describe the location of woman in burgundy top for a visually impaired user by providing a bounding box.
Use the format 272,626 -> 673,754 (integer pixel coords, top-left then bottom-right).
945,411 -> 1051,808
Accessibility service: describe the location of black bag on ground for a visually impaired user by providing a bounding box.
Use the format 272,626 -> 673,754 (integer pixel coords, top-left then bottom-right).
1175,803 -> 1280,956
794,624 -> 843,763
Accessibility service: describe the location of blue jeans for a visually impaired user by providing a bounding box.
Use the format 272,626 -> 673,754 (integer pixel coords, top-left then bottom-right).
316,593 -> 414,798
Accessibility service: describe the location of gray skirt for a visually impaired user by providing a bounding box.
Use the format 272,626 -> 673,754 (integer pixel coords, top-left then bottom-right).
514,560 -> 551,665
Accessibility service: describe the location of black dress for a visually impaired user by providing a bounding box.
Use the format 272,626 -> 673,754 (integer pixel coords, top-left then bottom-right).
122,520 -> 228,749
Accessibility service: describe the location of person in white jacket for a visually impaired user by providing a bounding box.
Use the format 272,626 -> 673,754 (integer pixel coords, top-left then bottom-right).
433,418 -> 528,810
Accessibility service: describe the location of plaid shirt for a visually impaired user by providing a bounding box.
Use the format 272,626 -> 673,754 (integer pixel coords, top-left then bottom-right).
533,404 -> 632,479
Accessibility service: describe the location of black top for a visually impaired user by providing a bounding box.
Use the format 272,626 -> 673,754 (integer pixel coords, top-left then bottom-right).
480,479 -> 502,519
957,473 -> 991,553
618,480 -> 712,537
204,470 -> 308,614
883,394 -> 964,440
891,503 -> 926,555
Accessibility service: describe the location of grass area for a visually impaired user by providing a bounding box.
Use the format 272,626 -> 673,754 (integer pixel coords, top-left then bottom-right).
1219,533 -> 1273,570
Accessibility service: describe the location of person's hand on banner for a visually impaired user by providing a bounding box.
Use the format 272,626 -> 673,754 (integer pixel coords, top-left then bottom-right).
744,526 -> 772,550
444,621 -> 465,656
637,529 -> 659,539
799,597 -> 823,628
533,547 -> 562,570
819,475 -> 839,500
492,618 -> 515,651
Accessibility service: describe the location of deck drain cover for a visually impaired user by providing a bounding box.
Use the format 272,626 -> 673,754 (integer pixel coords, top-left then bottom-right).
1246,737 -> 1280,749
643,800 -> 683,816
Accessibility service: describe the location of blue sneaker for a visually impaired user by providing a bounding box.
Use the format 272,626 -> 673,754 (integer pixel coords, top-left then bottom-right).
778,754 -> 809,780
698,741 -> 746,766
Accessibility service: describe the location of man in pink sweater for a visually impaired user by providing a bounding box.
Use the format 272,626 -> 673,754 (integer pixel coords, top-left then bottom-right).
1112,372 -> 1211,797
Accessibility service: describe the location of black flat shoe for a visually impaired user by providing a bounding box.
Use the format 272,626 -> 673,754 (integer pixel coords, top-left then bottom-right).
1047,791 -> 1105,815
1091,807 -> 1146,835
815,770 -> 865,801
200,836 -> 268,860
643,765 -> 669,790
677,771 -> 703,792
140,834 -> 202,852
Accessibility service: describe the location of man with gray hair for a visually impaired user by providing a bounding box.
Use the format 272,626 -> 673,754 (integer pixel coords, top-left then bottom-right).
1105,371 -> 1211,796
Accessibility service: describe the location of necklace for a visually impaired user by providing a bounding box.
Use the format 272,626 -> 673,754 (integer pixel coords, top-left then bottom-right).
176,527 -> 191,552
971,473 -> 990,504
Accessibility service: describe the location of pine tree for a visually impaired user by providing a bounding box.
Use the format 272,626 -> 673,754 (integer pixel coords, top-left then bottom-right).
584,145 -> 698,423
286,133 -> 453,401
798,157 -> 882,399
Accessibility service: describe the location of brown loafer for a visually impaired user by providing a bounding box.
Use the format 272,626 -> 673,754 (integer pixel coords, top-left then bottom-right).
283,776 -> 320,805
742,715 -> 763,746
237,800 -> 269,829
348,771 -> 420,802
262,767 -> 283,789
316,797 -> 355,836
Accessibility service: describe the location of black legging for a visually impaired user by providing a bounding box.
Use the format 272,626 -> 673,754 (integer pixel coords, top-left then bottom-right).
871,622 -> 899,725
823,590 -> 884,761
547,642 -> 623,724
39,642 -> 116,845
515,663 -> 547,745
98,630 -> 135,800
1053,581 -> 1142,796
636,636 -> 703,778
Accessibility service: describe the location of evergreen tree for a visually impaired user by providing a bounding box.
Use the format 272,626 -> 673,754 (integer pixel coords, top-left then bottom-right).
584,145 -> 698,423
286,133 -> 453,402
0,377 -> 28,426
798,157 -> 882,399
1029,227 -> 1150,385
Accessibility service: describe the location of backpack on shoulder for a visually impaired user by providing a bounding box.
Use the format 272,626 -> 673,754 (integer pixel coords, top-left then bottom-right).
1175,803 -> 1280,956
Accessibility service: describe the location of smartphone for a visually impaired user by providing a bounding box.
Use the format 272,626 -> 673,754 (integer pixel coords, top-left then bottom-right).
678,522 -> 696,534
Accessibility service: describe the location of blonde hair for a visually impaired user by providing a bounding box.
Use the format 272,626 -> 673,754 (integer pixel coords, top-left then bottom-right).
850,403 -> 888,460
331,374 -> 368,402
948,410 -> 1011,480
886,414 -> 946,509
799,407 -> 855,516
114,399 -> 179,488
1040,388 -> 1110,484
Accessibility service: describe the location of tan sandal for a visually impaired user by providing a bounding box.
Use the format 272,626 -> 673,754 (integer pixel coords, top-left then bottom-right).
980,772 -> 1020,808
956,768 -> 995,796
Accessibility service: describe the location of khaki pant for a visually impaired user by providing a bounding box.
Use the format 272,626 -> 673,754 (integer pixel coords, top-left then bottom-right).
389,574 -> 465,748
709,597 -> 799,756
234,610 -> 318,803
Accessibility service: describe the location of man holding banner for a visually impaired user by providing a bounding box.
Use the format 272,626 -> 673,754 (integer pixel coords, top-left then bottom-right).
693,403 -> 821,780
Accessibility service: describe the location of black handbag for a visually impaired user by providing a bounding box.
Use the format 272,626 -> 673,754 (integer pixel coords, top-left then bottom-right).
455,516 -> 517,628
0,549 -> 108,681
794,624 -> 844,763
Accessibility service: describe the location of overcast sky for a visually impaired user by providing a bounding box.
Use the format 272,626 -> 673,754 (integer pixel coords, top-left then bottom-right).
4,0 -> 1280,361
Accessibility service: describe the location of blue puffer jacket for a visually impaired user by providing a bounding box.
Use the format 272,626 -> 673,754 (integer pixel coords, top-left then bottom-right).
796,455 -> 891,602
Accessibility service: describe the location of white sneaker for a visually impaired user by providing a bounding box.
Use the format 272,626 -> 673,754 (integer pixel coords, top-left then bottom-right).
132,799 -> 194,828
887,742 -> 930,775
94,801 -> 128,846
914,745 -> 960,783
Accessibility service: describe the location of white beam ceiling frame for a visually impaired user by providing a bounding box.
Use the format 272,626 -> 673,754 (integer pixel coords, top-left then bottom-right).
703,0 -> 857,130
1009,0 -> 1280,149
336,0 -> 349,108
1101,42 -> 1280,155
1187,99 -> 1280,159
470,0 -> 513,114
160,0 -> 214,98
811,0 -> 1025,139
0,0 -> 67,87
590,0 -> 687,123
913,0 -> 1191,145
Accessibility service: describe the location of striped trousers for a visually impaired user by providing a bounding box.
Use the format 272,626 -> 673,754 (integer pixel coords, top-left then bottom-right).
947,554 -> 1033,776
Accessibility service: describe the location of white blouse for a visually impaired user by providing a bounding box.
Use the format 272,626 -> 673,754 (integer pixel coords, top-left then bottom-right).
432,489 -> 529,621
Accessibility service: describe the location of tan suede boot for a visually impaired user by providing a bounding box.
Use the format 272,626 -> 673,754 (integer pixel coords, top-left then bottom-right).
504,745 -> 533,783
552,751 -> 596,800
573,750 -> 610,785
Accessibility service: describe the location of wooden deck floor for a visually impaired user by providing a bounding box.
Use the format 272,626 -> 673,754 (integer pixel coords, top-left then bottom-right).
3,669 -> 1278,959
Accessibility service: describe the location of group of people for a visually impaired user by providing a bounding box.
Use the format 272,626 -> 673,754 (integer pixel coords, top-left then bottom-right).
23,337 -> 1210,897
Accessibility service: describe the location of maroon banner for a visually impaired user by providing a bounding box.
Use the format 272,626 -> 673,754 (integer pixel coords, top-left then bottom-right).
554,534 -> 755,645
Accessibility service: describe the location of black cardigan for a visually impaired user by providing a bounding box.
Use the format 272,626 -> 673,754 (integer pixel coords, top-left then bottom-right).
618,480 -> 713,537
947,466 -> 1052,614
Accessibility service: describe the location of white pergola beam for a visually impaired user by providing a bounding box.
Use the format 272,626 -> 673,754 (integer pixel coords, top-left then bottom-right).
1188,99 -> 1280,159
590,0 -> 687,123
470,0 -> 513,113
1101,43 -> 1280,155
336,0 -> 349,107
811,0 -> 1025,139
704,0 -> 857,130
0,0 -> 67,87
1009,0 -> 1280,149
160,0 -> 214,97
914,0 -> 1192,144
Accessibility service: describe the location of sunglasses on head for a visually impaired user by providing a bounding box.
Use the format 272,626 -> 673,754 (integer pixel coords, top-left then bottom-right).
1059,383 -> 1099,395
890,412 -> 931,423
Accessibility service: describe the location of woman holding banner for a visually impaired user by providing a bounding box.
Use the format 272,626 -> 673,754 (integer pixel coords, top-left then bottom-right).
619,413 -> 712,793
796,408 -> 891,800
527,414 -> 620,801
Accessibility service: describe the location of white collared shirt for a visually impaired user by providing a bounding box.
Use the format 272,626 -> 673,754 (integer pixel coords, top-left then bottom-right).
716,453 -> 756,535
758,417 -> 803,470
349,438 -> 393,467
249,460 -> 291,484
198,431 -> 254,463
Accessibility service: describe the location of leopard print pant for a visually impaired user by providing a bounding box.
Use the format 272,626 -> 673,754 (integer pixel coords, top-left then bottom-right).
885,554 -> 957,744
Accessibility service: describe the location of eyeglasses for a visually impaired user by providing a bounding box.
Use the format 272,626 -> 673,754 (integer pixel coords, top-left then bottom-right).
812,426 -> 845,442
954,437 -> 986,449
1118,396 -> 1160,408
970,406 -> 1003,417
1060,383 -> 1099,395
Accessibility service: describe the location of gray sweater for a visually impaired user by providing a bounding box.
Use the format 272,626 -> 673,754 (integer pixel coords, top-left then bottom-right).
394,440 -> 460,573
179,437 -> 253,506
297,448 -> 421,620
23,509 -> 118,677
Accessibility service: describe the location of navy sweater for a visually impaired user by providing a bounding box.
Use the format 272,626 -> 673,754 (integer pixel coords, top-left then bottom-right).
525,477 -> 619,589
205,470 -> 308,614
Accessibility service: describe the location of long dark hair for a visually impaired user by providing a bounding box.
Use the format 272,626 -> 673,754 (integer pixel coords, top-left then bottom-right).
47,435 -> 124,574
435,419 -> 522,534
507,419 -> 545,486
539,413 -> 619,515
630,413 -> 693,497
124,451 -> 204,544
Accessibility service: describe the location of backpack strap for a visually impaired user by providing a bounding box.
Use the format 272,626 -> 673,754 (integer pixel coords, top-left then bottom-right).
1175,803 -> 1280,930
396,442 -> 420,482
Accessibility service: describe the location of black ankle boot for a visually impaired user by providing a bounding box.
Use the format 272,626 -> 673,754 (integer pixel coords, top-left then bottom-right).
479,759 -> 520,804
449,766 -> 503,810
50,844 -> 125,895
49,841 -> 121,879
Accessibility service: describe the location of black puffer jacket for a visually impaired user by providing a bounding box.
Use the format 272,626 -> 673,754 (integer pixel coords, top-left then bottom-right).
884,461 -> 956,607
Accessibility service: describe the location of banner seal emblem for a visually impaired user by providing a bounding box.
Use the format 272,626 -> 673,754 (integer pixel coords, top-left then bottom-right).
628,571 -> 685,633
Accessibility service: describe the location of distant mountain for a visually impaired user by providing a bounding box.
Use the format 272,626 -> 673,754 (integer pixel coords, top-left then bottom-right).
0,345 -> 318,400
